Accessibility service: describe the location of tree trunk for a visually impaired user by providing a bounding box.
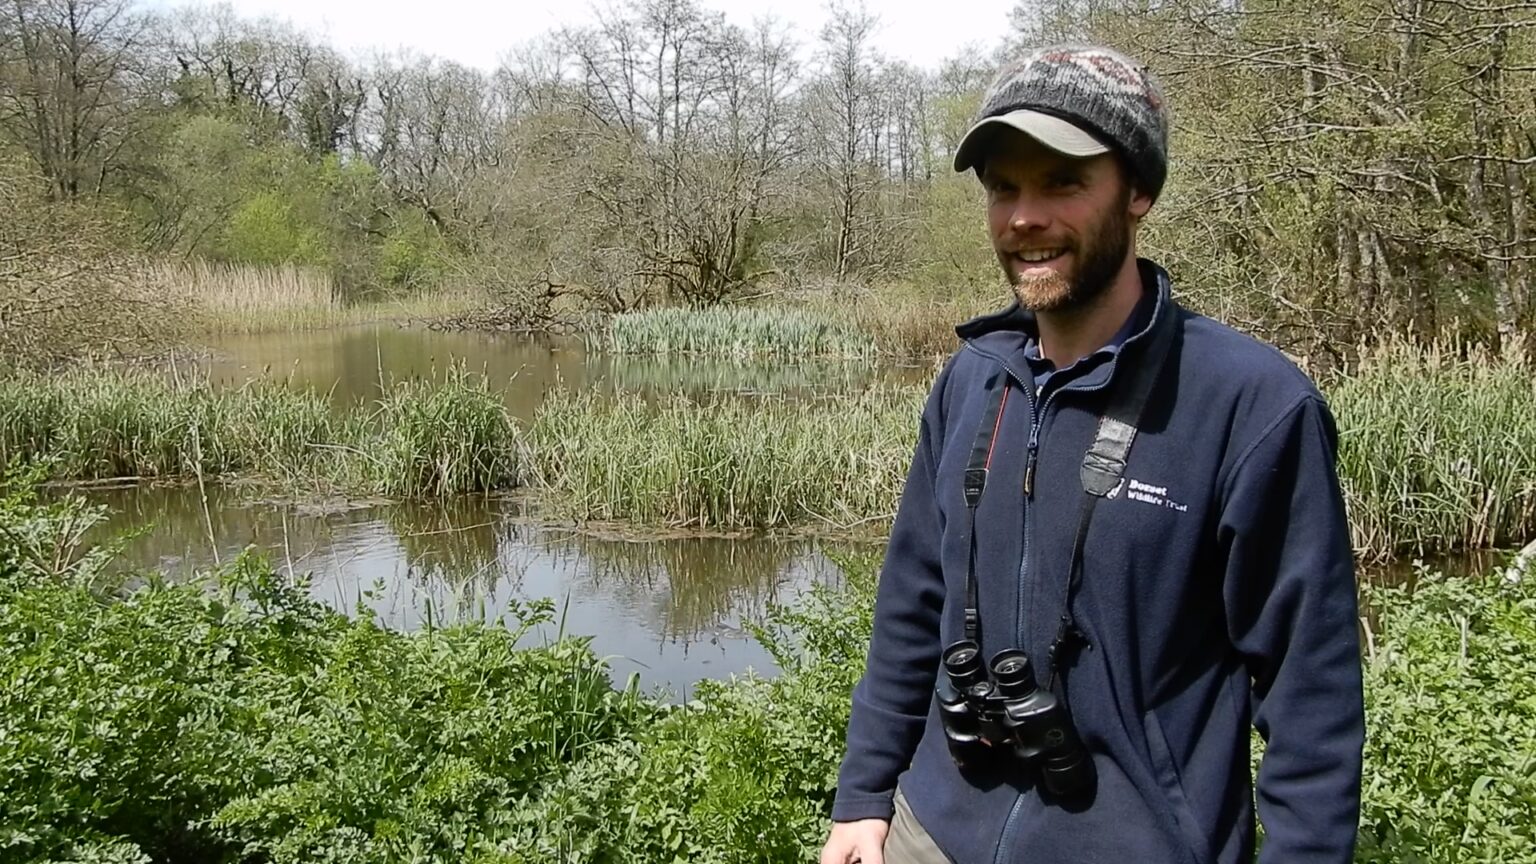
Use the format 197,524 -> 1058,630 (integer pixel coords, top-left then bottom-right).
1468,154 -> 1517,348
1506,134 -> 1530,332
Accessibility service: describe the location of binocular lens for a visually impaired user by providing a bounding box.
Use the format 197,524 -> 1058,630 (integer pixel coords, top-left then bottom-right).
943,640 -> 986,688
947,645 -> 979,668
1043,751 -> 1095,799
989,649 -> 1035,694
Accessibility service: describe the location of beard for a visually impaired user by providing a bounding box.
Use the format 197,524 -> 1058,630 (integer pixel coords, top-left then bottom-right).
1003,191 -> 1132,314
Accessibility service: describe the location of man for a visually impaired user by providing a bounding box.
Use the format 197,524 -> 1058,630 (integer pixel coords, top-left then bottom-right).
820,44 -> 1364,864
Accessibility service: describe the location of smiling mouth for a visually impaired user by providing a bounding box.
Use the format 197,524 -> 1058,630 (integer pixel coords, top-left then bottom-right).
1014,248 -> 1066,266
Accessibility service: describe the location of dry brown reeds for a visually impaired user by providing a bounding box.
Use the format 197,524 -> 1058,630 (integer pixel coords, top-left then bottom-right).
160,261 -> 486,333
159,261 -> 335,332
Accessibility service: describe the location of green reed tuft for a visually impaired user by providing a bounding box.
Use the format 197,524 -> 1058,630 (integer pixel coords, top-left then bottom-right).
1330,341 -> 1536,561
607,306 -> 877,360
530,387 -> 922,530
364,365 -> 530,496
0,365 -> 527,498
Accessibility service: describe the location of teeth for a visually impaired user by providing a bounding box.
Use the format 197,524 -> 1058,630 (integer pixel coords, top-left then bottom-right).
1017,249 -> 1063,263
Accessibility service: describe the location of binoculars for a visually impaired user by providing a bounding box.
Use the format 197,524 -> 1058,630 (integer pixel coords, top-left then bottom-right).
935,640 -> 1095,801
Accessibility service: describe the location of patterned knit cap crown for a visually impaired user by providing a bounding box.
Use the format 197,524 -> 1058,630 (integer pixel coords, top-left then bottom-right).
955,44 -> 1169,202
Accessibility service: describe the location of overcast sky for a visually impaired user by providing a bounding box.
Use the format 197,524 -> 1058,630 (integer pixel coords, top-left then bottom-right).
196,0 -> 1017,71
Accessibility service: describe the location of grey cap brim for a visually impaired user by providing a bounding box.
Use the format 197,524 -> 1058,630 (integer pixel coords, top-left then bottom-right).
952,109 -> 1111,172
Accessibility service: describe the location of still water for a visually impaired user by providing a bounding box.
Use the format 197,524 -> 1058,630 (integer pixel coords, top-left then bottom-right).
87,482 -> 860,698
194,324 -> 929,420
98,324 -> 914,695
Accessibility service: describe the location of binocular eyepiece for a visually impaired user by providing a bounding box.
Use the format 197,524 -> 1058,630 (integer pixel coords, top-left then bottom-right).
935,640 -> 1095,802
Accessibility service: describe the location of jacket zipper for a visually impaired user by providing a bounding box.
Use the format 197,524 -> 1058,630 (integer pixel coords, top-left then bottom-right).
993,383 -> 1046,864
1018,381 -> 1046,659
992,793 -> 1027,864
963,279 -> 1169,863
962,342 -> 1126,864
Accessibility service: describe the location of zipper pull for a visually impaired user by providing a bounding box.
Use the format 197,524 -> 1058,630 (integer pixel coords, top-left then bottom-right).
1024,422 -> 1042,498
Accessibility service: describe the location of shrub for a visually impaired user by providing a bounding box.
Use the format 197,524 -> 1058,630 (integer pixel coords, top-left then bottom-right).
0,160 -> 184,368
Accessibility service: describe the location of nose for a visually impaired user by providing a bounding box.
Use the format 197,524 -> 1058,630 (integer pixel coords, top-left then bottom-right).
1006,193 -> 1051,233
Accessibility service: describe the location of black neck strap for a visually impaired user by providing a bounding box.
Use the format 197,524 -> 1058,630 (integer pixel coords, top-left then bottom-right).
961,300 -> 1177,669
962,374 -> 1010,643
1047,299 -> 1176,687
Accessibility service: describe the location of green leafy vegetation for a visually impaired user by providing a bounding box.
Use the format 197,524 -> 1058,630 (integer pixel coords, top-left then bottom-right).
2,467 -> 1534,863
0,554 -> 647,863
1355,560 -> 1536,862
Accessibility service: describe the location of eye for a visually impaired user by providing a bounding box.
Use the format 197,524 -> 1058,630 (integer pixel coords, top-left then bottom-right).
1047,171 -> 1084,190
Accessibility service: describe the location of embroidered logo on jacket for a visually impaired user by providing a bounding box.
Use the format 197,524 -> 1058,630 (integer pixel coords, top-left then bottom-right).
1123,479 -> 1188,513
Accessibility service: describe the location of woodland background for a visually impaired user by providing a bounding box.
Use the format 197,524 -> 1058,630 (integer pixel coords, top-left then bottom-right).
2,0 -> 1532,368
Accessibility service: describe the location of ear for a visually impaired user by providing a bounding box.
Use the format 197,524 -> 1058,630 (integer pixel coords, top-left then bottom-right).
1128,186 -> 1153,220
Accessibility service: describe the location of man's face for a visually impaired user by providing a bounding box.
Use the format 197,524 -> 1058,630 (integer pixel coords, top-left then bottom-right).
981,129 -> 1151,313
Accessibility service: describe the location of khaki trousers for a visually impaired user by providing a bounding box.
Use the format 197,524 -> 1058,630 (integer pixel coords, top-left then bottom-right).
884,786 -> 953,864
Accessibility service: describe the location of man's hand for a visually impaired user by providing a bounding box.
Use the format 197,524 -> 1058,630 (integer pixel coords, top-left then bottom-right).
820,818 -> 890,864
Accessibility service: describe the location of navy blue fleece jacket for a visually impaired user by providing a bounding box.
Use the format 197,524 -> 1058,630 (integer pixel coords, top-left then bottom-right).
832,261 -> 1364,864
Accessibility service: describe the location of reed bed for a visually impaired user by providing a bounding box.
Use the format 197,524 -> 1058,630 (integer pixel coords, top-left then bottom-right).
0,367 -> 338,482
529,387 -> 922,530
604,291 -> 998,363
805,291 -> 999,360
162,261 -> 333,327
5,340 -> 1535,556
606,306 -> 877,360
0,365 -> 526,497
1330,341 -> 1536,561
159,261 -> 483,334
362,369 -> 530,497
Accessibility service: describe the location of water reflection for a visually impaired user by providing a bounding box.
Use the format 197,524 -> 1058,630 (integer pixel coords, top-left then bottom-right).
74,483 -> 843,696
554,534 -> 835,644
192,325 -> 928,421
380,497 -> 505,588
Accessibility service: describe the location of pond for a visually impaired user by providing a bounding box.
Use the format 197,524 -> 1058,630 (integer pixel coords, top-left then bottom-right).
193,324 -> 930,420
87,324 -> 920,696
90,323 -> 1502,695
84,482 -> 860,699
